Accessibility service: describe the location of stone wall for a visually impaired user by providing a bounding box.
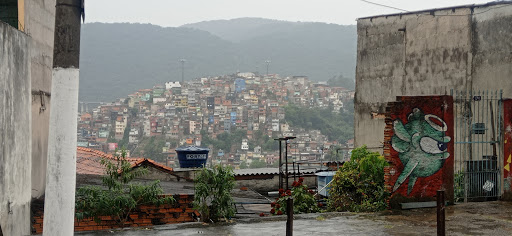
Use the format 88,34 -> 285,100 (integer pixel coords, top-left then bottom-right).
31,194 -> 197,234
0,21 -> 32,236
383,96 -> 454,208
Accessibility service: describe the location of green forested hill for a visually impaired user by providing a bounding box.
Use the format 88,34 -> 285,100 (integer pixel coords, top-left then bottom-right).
79,19 -> 356,102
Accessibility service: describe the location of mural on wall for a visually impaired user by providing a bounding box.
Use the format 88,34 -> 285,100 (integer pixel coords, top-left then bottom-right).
503,99 -> 512,199
384,96 -> 454,207
391,108 -> 451,195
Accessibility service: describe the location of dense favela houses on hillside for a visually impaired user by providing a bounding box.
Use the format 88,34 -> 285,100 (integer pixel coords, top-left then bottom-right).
77,73 -> 355,168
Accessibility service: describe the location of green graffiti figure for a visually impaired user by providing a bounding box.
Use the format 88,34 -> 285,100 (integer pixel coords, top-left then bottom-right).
392,108 -> 451,195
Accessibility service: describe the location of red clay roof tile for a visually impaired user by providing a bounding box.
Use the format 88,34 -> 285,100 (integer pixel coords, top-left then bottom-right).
76,147 -> 173,176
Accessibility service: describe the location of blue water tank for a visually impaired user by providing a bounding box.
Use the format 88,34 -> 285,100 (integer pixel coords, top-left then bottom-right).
175,146 -> 209,168
316,171 -> 336,197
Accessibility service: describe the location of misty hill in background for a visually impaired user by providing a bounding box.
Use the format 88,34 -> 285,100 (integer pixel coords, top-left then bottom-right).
181,17 -> 310,42
80,18 -> 357,102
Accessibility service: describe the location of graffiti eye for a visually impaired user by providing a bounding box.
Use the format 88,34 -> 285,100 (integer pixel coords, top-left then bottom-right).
420,137 -> 447,154
437,142 -> 447,152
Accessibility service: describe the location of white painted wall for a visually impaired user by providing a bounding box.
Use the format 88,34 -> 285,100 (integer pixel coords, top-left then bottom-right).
0,22 -> 32,236
43,68 -> 79,236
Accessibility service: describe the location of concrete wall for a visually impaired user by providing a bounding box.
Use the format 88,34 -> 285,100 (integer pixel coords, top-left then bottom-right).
0,22 -> 32,236
355,4 -> 512,151
24,0 -> 56,199
139,166 -> 181,182
472,5 -> 512,95
235,175 -> 317,193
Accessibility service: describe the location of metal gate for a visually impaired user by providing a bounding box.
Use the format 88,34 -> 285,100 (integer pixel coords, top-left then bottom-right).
451,90 -> 503,202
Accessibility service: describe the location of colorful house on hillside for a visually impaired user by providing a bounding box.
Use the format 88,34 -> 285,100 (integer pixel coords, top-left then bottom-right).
235,78 -> 246,93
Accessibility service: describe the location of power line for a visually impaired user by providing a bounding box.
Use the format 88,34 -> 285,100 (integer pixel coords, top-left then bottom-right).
428,3 -> 512,17
360,0 -> 409,12
360,1 -> 512,18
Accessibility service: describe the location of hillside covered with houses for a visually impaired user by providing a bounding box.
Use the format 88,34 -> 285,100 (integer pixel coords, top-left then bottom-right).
77,73 -> 354,169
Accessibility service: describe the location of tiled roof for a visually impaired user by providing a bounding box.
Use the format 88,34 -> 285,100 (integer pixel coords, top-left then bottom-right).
76,147 -> 173,176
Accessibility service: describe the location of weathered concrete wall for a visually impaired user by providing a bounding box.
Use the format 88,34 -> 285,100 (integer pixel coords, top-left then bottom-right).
355,4 -> 512,151
24,0 -> 56,199
139,166 -> 181,181
472,5 -> 512,96
0,22 -> 32,236
235,175 -> 317,193
384,96 -> 454,208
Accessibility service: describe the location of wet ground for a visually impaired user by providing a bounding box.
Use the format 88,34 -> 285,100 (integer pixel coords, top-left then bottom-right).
77,201 -> 512,236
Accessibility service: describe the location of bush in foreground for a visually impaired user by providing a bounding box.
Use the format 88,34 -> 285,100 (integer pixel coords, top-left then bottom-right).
193,165 -> 236,222
327,146 -> 389,212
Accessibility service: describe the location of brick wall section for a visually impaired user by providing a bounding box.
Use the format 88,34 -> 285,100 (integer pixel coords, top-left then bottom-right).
384,102 -> 398,208
31,194 -> 198,234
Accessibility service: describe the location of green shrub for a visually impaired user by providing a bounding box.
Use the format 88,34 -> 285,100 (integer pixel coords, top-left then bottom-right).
270,177 -> 319,215
193,165 -> 236,222
75,150 -> 174,226
454,171 -> 465,202
327,146 -> 389,212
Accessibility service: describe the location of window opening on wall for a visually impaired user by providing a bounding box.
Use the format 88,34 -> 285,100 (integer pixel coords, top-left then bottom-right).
0,0 -> 19,29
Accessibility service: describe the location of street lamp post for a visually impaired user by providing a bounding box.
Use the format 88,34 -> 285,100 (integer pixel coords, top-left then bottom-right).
274,137 -> 286,190
284,136 -> 296,190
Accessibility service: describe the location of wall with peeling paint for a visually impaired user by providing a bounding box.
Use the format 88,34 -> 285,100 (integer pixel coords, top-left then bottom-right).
355,3 -> 512,152
0,22 -> 32,236
24,0 -> 56,199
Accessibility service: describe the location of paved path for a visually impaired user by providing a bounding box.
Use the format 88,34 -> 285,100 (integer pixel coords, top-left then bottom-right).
78,214 -> 388,236
77,201 -> 512,236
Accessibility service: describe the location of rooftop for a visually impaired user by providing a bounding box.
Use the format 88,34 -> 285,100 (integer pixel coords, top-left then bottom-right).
76,147 -> 173,175
358,1 -> 512,20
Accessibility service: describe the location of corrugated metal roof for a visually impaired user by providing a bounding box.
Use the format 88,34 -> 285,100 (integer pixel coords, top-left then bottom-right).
233,168 -> 316,176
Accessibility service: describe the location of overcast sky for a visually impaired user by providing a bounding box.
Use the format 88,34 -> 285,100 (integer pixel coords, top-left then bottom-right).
86,0 -> 494,27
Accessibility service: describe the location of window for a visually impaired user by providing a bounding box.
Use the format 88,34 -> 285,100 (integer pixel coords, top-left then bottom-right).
0,0 -> 21,30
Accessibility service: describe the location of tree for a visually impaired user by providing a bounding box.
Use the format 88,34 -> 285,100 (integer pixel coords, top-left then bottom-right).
118,121 -> 131,148
284,104 -> 354,143
239,161 -> 249,169
133,136 -> 166,161
75,150 -> 174,226
193,165 -> 235,222
249,159 -> 267,168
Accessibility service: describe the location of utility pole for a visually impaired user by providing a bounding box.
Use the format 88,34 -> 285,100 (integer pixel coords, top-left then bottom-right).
275,138 -> 286,190
284,136 -> 296,190
284,136 -> 296,236
179,59 -> 186,83
43,0 -> 83,235
265,60 -> 271,75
